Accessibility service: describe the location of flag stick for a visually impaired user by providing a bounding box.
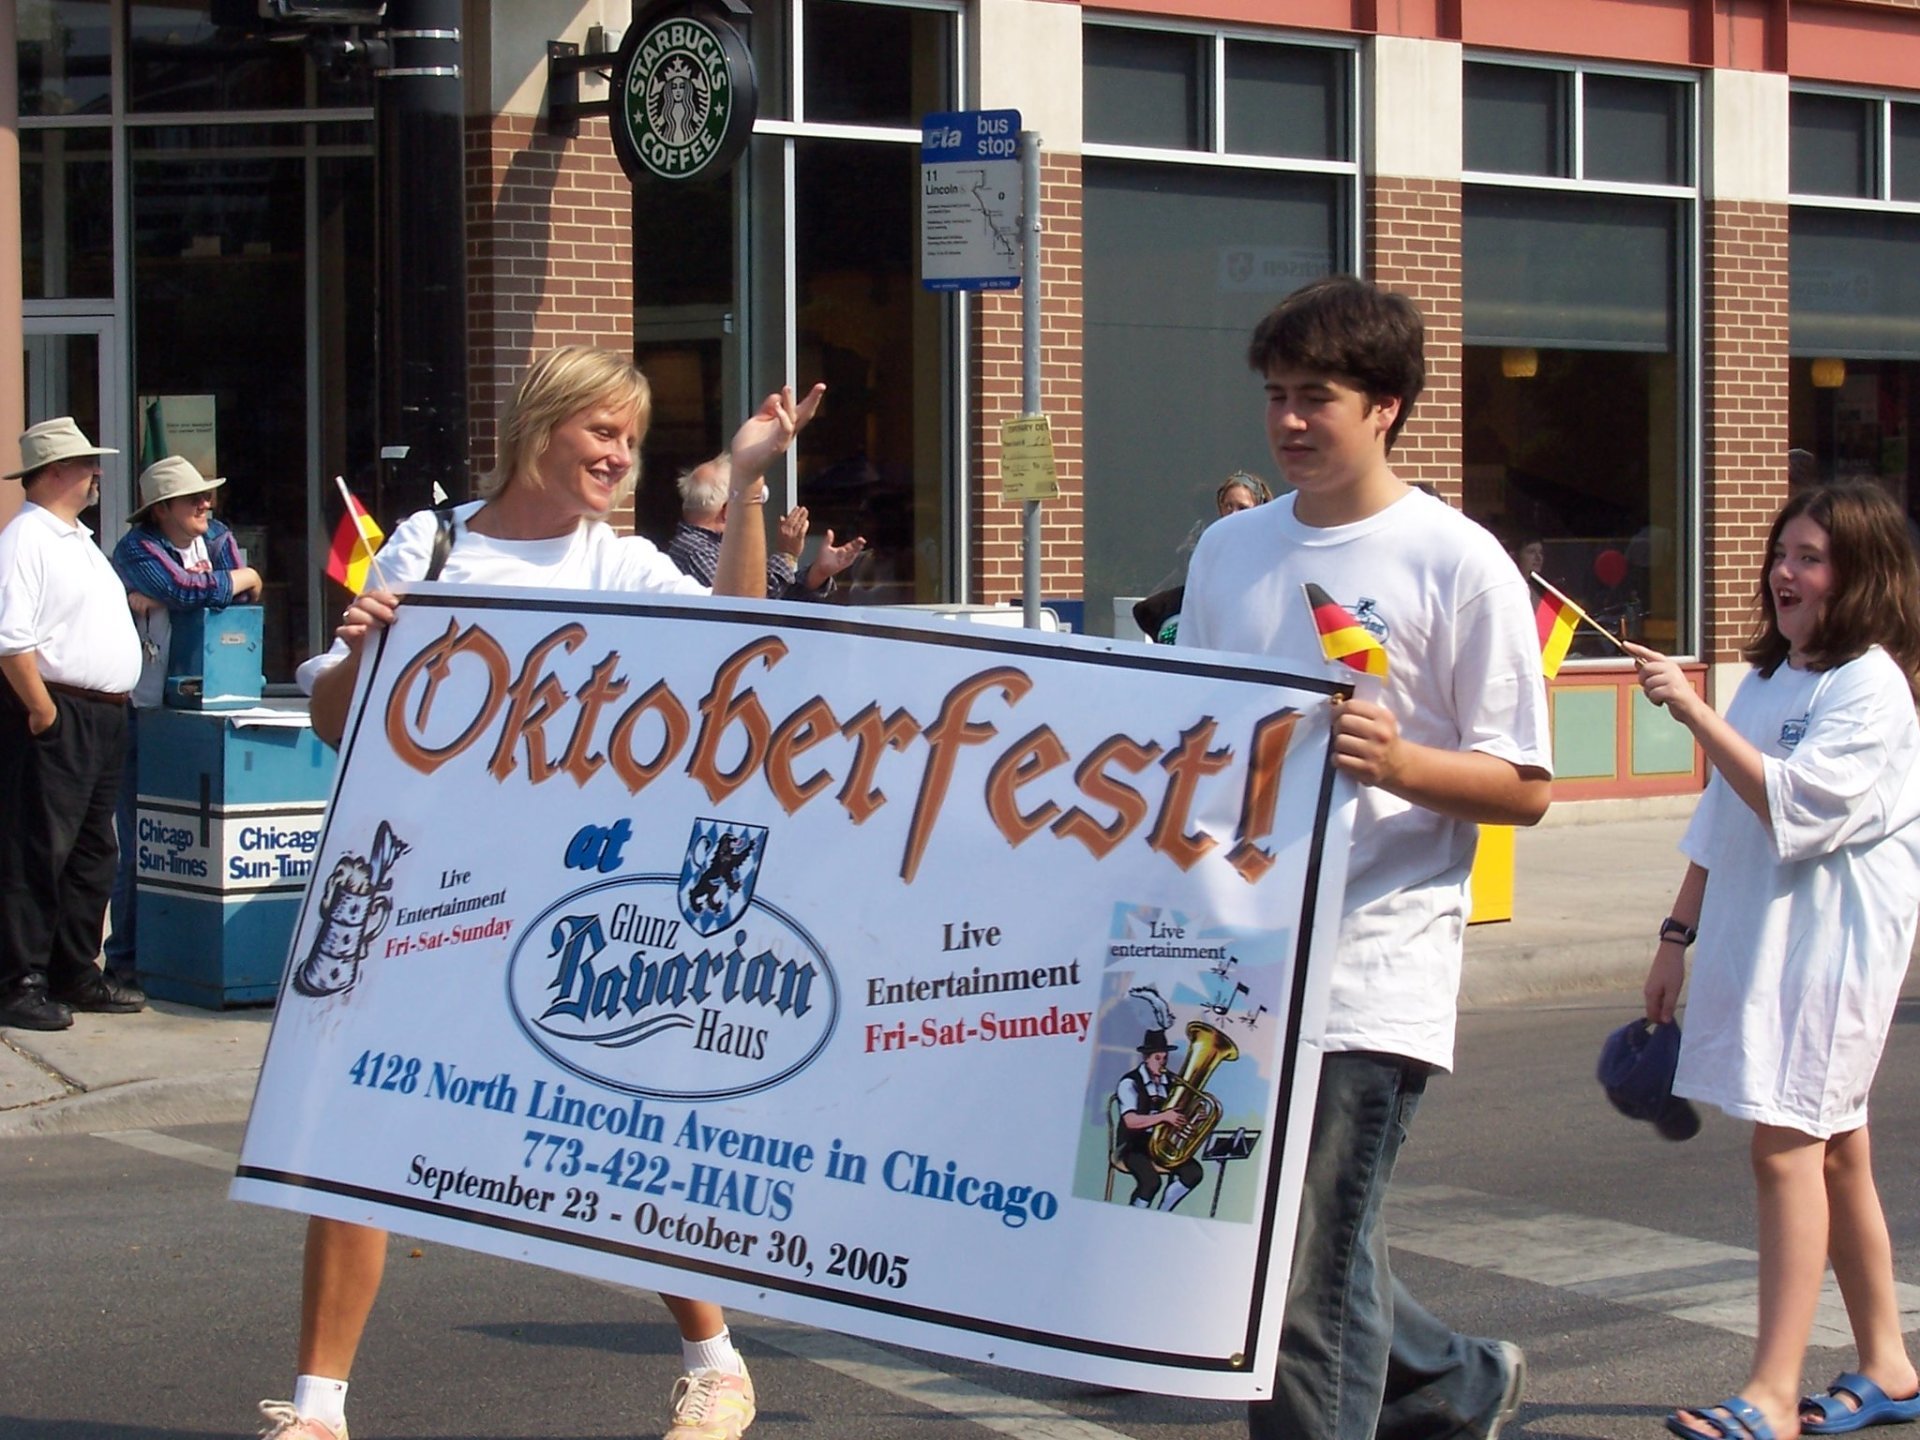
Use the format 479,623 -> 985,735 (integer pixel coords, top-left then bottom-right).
1528,571 -> 1636,659
334,475 -> 391,593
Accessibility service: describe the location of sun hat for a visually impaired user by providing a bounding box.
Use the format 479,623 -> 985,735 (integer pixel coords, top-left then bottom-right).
130,455 -> 226,521
1597,1017 -> 1701,1142
4,416 -> 118,479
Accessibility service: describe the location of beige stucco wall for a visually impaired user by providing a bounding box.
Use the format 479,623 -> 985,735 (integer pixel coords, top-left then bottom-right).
1706,66 -> 1789,205
1370,34 -> 1462,182
474,0 -> 624,120
974,0 -> 1082,153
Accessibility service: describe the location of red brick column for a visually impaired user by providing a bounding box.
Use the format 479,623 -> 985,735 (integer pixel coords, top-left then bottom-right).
1366,176 -> 1463,500
970,154 -> 1084,604
465,114 -> 637,525
1701,200 -> 1790,662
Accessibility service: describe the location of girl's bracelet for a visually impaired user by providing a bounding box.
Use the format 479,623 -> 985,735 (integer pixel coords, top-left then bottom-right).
729,487 -> 769,506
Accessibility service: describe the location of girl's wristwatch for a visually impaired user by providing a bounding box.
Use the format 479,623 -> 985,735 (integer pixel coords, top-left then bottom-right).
1658,916 -> 1698,947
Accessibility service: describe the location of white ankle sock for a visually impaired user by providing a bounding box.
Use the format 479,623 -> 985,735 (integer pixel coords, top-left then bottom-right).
292,1375 -> 349,1431
682,1327 -> 742,1375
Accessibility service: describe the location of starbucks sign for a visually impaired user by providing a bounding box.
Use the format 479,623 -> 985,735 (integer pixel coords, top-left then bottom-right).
611,7 -> 757,184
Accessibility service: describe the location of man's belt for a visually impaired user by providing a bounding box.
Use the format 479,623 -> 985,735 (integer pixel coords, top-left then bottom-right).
44,681 -> 129,706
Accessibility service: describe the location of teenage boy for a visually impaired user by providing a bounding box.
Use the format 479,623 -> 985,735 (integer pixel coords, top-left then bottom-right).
1181,275 -> 1553,1440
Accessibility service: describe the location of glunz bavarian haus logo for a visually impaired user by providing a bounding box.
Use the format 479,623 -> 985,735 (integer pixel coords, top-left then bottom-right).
610,7 -> 757,184
506,819 -> 836,1101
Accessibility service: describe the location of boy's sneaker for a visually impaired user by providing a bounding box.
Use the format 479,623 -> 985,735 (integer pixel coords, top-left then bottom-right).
664,1362 -> 756,1440
255,1400 -> 348,1439
1485,1340 -> 1528,1440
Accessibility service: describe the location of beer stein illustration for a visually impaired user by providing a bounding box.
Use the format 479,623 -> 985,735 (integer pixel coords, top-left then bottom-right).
293,821 -> 409,997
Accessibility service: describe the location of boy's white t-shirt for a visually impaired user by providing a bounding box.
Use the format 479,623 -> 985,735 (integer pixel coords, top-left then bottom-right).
1180,488 -> 1553,1071
1675,646 -> 1920,1135
297,502 -> 706,692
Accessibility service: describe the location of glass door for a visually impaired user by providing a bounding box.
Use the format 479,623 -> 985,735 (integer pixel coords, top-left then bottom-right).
24,316 -> 125,534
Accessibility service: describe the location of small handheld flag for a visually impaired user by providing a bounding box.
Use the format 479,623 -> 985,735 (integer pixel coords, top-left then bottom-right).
1528,571 -> 1631,677
1535,591 -> 1580,679
1303,583 -> 1389,679
326,477 -> 388,595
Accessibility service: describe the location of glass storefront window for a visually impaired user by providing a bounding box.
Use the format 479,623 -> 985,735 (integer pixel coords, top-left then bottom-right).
1464,64 -> 1567,177
1789,188 -> 1920,536
636,2 -> 960,604
1891,103 -> 1920,202
801,0 -> 951,128
22,127 -> 114,299
1791,92 -> 1874,199
129,1 -> 373,112
1463,346 -> 1683,657
1084,26 -> 1207,151
1082,25 -> 1357,635
793,138 -> 949,604
133,121 -> 376,680
18,0 -> 112,116
1083,162 -> 1343,635
1468,63 -> 1689,188
1788,360 -> 1920,522
1464,60 -> 1695,656
1223,39 -> 1347,161
1585,74 -> 1688,186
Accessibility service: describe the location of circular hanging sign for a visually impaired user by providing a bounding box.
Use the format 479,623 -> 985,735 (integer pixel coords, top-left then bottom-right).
610,6 -> 758,184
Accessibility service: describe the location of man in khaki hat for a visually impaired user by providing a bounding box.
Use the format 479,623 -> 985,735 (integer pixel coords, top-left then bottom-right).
0,417 -> 147,1030
105,456 -> 262,982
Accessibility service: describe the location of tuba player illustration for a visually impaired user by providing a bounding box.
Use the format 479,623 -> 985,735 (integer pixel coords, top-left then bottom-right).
1114,1027 -> 1204,1212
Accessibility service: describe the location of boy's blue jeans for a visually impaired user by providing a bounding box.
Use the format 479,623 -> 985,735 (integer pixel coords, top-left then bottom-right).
1251,1050 -> 1510,1440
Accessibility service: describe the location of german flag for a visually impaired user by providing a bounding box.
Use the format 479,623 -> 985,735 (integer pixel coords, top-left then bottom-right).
1303,583 -> 1388,679
1535,590 -> 1579,679
325,484 -> 385,595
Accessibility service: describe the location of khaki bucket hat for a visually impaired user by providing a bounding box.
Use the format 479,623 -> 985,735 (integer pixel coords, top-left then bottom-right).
4,416 -> 118,479
131,455 -> 226,521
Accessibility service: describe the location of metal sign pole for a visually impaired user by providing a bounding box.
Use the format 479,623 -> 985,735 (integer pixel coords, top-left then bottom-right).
1020,130 -> 1043,630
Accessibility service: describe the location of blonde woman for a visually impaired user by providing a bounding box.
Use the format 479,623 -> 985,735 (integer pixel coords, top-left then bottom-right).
274,347 -> 822,1440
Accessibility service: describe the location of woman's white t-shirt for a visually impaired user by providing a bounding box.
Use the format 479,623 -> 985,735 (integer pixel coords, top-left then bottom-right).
297,502 -> 705,692
1677,646 -> 1920,1135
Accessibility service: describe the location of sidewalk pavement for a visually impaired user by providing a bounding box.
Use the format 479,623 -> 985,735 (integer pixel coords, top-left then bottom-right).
0,805 -> 1699,1141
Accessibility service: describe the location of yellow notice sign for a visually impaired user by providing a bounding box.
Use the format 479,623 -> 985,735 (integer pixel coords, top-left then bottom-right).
999,415 -> 1060,501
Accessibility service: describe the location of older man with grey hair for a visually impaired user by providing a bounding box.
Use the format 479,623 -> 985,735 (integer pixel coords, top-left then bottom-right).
0,418 -> 147,1030
667,453 -> 865,599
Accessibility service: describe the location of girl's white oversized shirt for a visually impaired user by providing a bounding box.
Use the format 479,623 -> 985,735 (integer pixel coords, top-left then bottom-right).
1677,646 -> 1920,1136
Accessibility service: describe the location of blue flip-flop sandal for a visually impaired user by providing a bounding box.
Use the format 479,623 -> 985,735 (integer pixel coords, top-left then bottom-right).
1666,1396 -> 1776,1440
1802,1374 -> 1920,1435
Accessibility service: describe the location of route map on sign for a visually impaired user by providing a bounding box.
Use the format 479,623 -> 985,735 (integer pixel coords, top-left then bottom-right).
921,109 -> 1022,291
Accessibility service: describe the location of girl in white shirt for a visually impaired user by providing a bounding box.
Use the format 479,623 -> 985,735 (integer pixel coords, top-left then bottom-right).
1628,483 -> 1920,1440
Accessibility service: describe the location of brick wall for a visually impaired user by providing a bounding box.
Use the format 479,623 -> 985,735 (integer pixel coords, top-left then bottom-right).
969,155 -> 1084,604
465,114 -> 637,526
1366,176 -> 1464,500
1701,200 -> 1790,661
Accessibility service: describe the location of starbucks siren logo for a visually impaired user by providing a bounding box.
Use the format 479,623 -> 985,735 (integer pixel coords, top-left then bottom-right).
613,10 -> 756,183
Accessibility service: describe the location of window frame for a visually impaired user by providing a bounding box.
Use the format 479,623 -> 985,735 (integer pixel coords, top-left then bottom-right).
1082,16 -> 1362,185
1789,83 -> 1920,217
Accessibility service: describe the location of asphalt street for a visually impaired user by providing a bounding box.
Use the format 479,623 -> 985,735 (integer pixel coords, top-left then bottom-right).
6,991 -> 1920,1440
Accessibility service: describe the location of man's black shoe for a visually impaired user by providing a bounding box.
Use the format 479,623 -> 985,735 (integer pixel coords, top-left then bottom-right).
0,982 -> 74,1031
49,972 -> 146,1014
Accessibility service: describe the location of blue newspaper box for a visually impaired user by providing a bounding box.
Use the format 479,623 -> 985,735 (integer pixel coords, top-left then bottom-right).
135,706 -> 336,1007
165,606 -> 264,710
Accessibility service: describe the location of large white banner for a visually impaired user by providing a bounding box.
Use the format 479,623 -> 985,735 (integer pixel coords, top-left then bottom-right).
234,589 -> 1355,1400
